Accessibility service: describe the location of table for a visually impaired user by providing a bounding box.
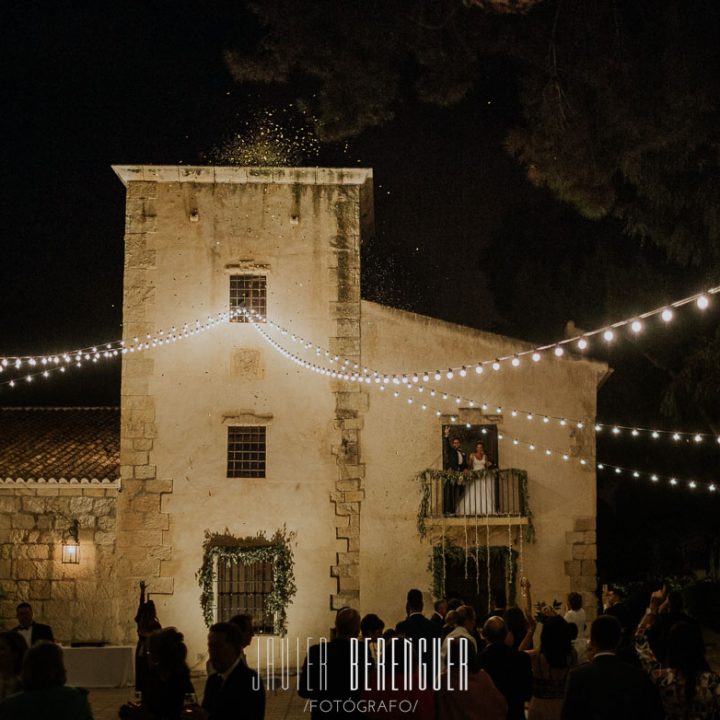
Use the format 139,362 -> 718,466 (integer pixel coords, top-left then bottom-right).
62,645 -> 135,688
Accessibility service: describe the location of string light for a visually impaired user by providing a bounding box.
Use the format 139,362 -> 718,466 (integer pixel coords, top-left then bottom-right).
249,318 -> 582,462
0,309 -> 242,390
597,463 -> 718,495
243,308 -> 720,448
253,284 -> 720,379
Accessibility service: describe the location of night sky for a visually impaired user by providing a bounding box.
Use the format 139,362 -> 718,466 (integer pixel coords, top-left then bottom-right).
3,2 -> 719,582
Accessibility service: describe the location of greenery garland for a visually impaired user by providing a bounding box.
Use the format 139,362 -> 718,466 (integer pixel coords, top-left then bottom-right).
196,527 -> 297,635
428,540 -> 519,605
414,468 -> 535,542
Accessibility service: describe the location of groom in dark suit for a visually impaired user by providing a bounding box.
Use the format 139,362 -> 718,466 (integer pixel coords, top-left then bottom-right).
443,427 -> 467,514
562,615 -> 663,720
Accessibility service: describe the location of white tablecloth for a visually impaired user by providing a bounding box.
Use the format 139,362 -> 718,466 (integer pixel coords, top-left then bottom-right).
62,646 -> 135,688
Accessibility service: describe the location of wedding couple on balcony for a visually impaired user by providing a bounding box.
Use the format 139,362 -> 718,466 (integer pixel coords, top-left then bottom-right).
443,426 -> 496,515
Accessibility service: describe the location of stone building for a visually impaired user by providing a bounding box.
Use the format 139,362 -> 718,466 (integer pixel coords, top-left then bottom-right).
0,166 -> 608,670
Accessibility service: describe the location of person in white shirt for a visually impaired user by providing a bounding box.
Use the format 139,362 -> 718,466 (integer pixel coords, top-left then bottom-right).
564,592 -> 587,662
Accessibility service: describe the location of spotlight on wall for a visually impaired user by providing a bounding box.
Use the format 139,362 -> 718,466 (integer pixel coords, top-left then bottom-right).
61,520 -> 80,564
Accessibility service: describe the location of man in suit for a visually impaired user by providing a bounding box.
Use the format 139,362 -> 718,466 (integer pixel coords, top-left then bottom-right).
195,622 -> 264,720
299,607 -> 368,720
562,615 -> 663,720
443,427 -> 467,514
430,599 -> 447,628
477,616 -> 531,720
603,585 -> 638,665
396,589 -> 442,679
13,603 -> 54,647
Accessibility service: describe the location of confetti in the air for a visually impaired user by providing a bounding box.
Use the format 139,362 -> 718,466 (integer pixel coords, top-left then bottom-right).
205,107 -> 320,166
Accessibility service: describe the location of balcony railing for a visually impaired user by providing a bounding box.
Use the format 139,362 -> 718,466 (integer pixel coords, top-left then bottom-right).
417,469 -> 528,532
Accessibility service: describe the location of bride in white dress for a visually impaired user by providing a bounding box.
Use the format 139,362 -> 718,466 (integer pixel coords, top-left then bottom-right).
456,441 -> 496,515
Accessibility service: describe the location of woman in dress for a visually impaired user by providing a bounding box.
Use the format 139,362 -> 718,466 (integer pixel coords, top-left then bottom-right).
134,581 -> 161,696
636,592 -> 720,720
525,615 -> 577,720
456,442 -> 495,515
120,628 -> 196,720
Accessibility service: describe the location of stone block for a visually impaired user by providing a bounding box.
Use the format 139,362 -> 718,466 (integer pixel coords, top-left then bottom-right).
336,479 -> 361,492
338,576 -> 359,592
565,531 -> 584,545
35,488 -> 60,497
12,514 -> 36,530
141,514 -> 170,531
346,537 -> 360,552
119,449 -> 149,467
144,479 -> 173,494
334,503 -> 359,517
343,491 -> 365,503
330,594 -> 359,610
94,531 -> 116,546
58,488 -> 82,497
133,438 -> 154,451
26,545 -> 50,560
335,393 -> 369,413
581,560 -> 597,576
120,466 -> 134,480
77,515 -> 97,530
29,580 -> 52,599
51,581 -> 77,601
328,302 -> 360,320
82,489 -> 105,498
572,575 -> 598,593
120,480 -> 144,498
0,495 -> 20,513
15,560 -> 50,580
574,517 -> 595,532
92,498 -> 115,516
334,319 -> 360,338
564,561 -> 582,577
333,516 -> 350,528
132,495 -> 160,513
69,497 -> 95,515
150,576 -> 174,595
329,338 -> 361,356
134,465 -> 157,480
572,544 -> 597,561
336,526 -> 359,539
21,498 -> 47,513
583,531 -> 597,544
97,516 -> 117,532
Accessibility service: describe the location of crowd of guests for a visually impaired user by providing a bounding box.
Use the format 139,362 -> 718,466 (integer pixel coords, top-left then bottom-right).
0,581 -> 718,719
299,584 -> 720,720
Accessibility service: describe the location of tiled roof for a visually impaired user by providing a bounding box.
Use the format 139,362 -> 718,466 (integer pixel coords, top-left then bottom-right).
0,407 -> 119,483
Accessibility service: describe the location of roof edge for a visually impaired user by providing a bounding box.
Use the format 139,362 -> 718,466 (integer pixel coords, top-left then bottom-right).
361,300 -> 611,376
112,165 -> 373,187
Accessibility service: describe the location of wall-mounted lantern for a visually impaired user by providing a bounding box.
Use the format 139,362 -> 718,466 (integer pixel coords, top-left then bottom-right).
61,519 -> 80,564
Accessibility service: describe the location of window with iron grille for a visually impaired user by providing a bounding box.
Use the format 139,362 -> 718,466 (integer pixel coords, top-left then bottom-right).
216,556 -> 274,634
227,426 -> 266,478
230,275 -> 266,322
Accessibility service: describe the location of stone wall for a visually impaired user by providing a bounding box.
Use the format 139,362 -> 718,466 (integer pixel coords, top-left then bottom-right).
565,516 -> 598,621
0,484 -> 119,642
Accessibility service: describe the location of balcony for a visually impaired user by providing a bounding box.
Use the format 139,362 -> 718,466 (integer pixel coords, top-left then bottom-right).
416,468 -> 530,536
